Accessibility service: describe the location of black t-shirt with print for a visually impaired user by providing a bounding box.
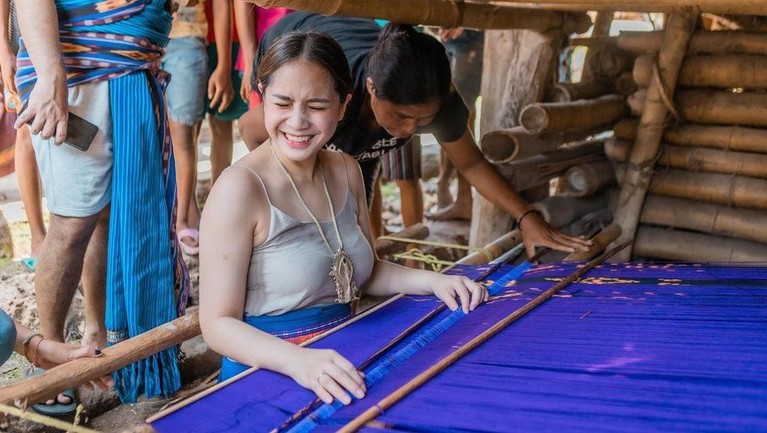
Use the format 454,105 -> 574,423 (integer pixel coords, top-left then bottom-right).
255,12 -> 470,164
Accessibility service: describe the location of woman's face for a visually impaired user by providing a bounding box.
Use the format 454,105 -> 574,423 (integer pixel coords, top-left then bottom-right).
366,77 -> 440,139
260,59 -> 350,163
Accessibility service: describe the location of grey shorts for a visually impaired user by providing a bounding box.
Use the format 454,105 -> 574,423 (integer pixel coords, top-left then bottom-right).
31,80 -> 113,217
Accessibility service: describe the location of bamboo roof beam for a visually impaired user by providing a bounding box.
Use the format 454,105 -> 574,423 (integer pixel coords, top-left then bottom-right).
571,31 -> 767,56
247,0 -> 592,33
493,1 -> 767,17
610,9 -> 698,261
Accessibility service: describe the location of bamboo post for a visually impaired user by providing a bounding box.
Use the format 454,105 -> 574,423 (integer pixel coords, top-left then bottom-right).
571,31 -> 767,56
562,160 -> 615,196
641,195 -> 767,244
633,54 -> 767,89
0,312 -> 201,406
634,226 -> 767,261
627,88 -> 646,116
649,169 -> 767,210
612,118 -> 639,141
604,137 -> 632,162
248,0 -> 592,33
532,193 -> 610,229
580,12 -> 614,81
485,1 -> 766,16
548,81 -> 613,102
659,145 -> 767,179
519,95 -> 627,135
611,10 -> 698,261
613,71 -> 638,96
564,223 -> 622,261
587,43 -> 635,79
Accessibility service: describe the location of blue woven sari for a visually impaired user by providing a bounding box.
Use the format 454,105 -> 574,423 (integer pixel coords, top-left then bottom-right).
16,0 -> 189,403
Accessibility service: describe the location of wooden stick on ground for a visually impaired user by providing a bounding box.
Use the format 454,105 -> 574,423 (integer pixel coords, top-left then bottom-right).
337,241 -> 633,433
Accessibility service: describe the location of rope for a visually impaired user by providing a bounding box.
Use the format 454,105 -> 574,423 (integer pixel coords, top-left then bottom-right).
0,403 -> 98,433
376,236 -> 479,252
392,249 -> 454,272
652,59 -> 682,121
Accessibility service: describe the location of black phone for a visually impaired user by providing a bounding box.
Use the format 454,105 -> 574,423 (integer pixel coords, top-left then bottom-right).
20,101 -> 99,152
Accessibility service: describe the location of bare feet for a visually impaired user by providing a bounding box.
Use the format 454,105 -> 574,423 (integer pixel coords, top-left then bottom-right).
428,203 -> 472,221
436,184 -> 453,209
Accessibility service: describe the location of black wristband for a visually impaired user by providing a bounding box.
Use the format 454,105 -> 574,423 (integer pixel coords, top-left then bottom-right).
515,209 -> 541,230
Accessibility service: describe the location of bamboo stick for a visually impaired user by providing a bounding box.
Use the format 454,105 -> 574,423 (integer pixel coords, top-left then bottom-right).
572,31 -> 767,55
480,127 -> 577,164
612,120 -> 767,154
627,88 -> 646,116
373,223 -> 430,256
663,124 -> 767,153
634,54 -> 767,89
604,137 -> 632,162
562,160 -> 616,196
549,81 -> 612,102
564,224 -> 622,261
611,10 -> 698,261
533,193 -> 610,229
641,195 -> 767,244
248,0 -> 592,33
659,145 -> 767,179
519,95 -> 627,135
337,241 -> 632,433
455,230 -> 522,265
634,226 -> 767,261
580,12 -> 614,81
0,312 -> 201,406
491,1 -> 767,17
649,169 -> 767,210
677,90 -> 767,128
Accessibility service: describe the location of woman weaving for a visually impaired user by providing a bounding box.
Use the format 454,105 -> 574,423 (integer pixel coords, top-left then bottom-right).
199,32 -> 486,406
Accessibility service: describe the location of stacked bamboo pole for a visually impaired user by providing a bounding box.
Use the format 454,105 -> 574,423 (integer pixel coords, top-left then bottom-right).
519,94 -> 627,135
606,13 -> 767,261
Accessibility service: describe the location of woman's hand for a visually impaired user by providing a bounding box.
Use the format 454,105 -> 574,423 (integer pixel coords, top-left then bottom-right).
432,275 -> 487,314
519,212 -> 592,258
287,348 -> 366,405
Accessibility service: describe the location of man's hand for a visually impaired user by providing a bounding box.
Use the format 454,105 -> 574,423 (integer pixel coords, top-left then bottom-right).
239,64 -> 253,103
14,72 -> 68,144
519,212 -> 592,258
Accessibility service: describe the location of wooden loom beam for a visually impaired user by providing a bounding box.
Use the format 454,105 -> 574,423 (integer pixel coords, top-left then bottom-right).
246,0 -> 591,33
611,10 -> 698,261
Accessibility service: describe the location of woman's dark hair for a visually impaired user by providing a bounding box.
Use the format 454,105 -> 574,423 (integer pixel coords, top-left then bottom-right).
256,31 -> 352,101
367,23 -> 452,105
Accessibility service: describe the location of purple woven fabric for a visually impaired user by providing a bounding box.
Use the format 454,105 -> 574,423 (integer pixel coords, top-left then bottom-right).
151,263 -> 767,433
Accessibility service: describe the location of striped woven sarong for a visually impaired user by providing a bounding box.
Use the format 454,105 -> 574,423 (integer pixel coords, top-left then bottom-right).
15,0 -> 189,403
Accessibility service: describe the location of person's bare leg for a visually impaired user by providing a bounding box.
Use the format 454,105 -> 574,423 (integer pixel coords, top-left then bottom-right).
369,179 -> 384,239
208,116 -> 234,185
429,172 -> 473,221
435,148 -> 455,209
396,179 -> 423,228
170,119 -> 199,248
36,213 -> 100,343
80,206 -> 109,349
15,125 -> 46,256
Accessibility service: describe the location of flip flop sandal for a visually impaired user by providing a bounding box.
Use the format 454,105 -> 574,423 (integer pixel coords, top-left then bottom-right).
177,228 -> 200,256
21,257 -> 37,272
29,368 -> 77,417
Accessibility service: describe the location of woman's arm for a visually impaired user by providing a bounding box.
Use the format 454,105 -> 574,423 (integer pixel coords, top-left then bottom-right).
440,129 -> 592,257
199,167 -> 364,404
345,154 -> 486,313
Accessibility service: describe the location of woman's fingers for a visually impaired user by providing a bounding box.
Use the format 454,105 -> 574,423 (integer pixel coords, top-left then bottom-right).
467,280 -> 484,311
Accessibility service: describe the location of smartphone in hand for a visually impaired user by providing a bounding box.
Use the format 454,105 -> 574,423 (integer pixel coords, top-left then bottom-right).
20,101 -> 99,152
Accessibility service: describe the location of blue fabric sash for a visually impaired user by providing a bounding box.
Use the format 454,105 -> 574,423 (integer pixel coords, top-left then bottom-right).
15,0 -> 188,403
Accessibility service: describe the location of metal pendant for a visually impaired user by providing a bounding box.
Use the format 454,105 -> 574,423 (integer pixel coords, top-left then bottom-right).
330,249 -> 358,304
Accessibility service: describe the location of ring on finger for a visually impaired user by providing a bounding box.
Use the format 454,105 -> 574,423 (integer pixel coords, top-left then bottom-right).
316,371 -> 328,382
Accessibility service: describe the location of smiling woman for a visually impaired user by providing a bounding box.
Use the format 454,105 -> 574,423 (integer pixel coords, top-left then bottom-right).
198,32 -> 487,407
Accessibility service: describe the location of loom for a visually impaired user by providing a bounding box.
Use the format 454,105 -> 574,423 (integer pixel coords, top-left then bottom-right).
148,257 -> 767,433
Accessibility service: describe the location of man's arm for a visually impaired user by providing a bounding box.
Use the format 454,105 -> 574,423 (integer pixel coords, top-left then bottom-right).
13,0 -> 68,144
233,1 -> 257,103
0,0 -> 16,93
207,0 -> 234,112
